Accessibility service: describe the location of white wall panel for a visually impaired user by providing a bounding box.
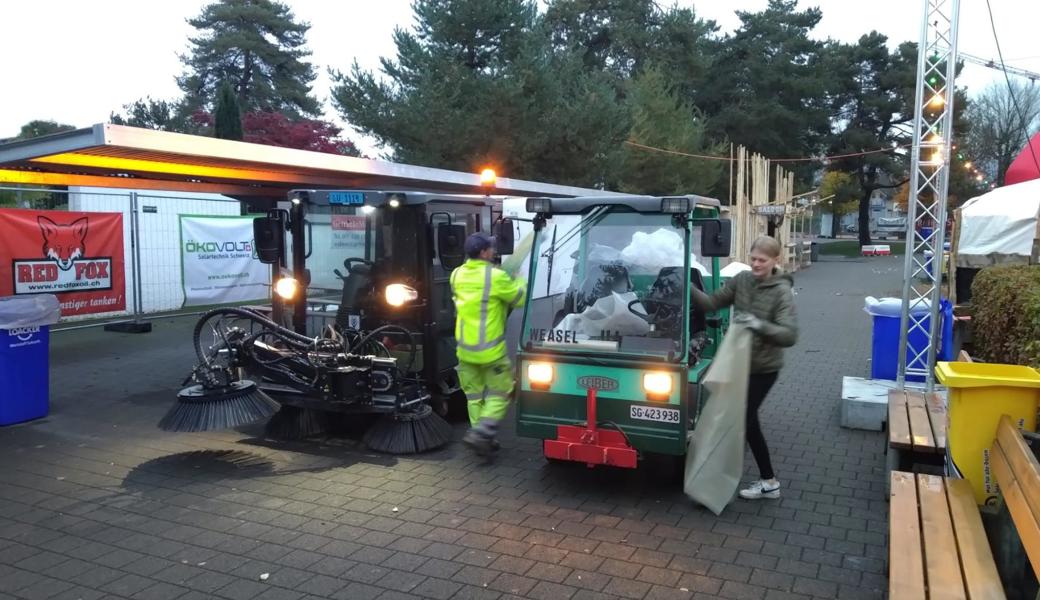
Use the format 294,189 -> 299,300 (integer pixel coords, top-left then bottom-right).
70,187 -> 241,314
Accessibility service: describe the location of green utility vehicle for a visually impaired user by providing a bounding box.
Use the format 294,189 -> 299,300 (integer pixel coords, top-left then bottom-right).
514,195 -> 731,468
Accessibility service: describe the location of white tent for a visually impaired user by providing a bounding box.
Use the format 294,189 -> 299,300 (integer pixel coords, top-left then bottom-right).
956,178 -> 1040,268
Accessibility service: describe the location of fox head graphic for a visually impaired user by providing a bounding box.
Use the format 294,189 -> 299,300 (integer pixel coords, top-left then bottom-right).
38,216 -> 88,271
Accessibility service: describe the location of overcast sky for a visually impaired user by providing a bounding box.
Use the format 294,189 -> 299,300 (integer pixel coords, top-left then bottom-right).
3,0 -> 1038,155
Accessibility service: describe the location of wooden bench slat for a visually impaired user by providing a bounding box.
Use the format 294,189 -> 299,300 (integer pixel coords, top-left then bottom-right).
917,474 -> 968,600
889,390 -> 913,450
993,416 -> 1040,577
907,392 -> 938,453
1002,479 -> 1040,580
890,471 -> 927,600
996,416 -> 1040,523
945,478 -> 1005,600
925,392 -> 948,452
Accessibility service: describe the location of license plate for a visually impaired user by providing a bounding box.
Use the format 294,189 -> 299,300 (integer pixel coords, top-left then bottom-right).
328,191 -> 365,205
630,405 -> 680,424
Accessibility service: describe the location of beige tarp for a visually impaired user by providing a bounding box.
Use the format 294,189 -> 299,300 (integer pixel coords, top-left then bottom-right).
684,323 -> 753,515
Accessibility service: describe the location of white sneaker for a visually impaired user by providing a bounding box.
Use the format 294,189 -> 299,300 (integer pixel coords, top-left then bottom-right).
739,479 -> 780,500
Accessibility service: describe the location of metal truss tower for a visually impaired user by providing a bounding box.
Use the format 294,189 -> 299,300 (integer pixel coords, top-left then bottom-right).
897,0 -> 961,390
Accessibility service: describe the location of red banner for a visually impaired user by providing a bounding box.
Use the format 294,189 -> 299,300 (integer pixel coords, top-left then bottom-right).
0,209 -> 126,317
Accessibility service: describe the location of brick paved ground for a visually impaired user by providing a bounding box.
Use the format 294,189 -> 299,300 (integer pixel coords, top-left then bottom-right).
0,255 -> 905,600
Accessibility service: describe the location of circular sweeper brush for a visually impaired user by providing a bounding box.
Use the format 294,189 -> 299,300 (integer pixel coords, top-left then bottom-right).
362,404 -> 454,455
159,380 -> 280,433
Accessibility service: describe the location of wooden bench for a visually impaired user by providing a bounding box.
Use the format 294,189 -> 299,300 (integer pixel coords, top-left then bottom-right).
888,390 -> 947,472
988,415 -> 1040,597
889,471 -> 1003,599
889,415 -> 1040,599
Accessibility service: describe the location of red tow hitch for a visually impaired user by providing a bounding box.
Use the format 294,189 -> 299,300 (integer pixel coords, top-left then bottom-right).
542,388 -> 637,468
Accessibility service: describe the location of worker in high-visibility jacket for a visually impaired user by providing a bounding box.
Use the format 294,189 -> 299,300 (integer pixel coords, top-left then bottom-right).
451,232 -> 526,456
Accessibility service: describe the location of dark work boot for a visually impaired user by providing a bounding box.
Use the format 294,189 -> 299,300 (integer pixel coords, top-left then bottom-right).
462,429 -> 493,457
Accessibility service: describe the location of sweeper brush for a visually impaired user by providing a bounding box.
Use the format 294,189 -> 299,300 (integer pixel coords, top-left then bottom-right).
159,380 -> 279,433
363,404 -> 454,454
160,307 -> 454,454
264,405 -> 328,440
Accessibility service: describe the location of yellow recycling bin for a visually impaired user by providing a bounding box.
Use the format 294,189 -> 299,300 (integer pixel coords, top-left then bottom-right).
936,361 -> 1040,505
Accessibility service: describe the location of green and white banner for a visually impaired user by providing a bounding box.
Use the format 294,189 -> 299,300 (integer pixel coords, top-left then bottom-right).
179,215 -> 270,307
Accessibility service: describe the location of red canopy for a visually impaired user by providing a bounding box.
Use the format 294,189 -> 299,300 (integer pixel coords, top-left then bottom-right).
1005,132 -> 1040,185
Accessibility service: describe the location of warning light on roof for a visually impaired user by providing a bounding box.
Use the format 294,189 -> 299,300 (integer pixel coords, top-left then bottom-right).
480,168 -> 497,187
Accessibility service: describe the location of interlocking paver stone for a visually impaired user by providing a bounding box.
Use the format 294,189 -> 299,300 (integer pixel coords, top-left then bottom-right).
0,254 -> 892,600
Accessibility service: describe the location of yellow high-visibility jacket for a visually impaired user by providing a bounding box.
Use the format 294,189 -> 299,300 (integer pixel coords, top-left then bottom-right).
450,258 -> 526,364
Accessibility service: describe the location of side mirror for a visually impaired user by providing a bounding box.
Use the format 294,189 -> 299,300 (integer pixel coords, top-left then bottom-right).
493,218 -> 515,255
701,219 -> 732,258
253,216 -> 283,264
437,223 -> 466,271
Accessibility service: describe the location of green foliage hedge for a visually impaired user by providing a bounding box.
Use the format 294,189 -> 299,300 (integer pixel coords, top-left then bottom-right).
971,265 -> 1040,367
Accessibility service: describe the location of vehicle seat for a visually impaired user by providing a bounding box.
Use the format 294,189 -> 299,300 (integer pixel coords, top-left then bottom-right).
335,267 -> 372,329
645,266 -> 706,336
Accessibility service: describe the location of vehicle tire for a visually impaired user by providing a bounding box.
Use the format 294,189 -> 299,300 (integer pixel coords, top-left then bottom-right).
646,452 -> 686,485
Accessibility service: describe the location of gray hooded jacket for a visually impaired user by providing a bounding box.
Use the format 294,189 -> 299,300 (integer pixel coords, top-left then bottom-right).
692,270 -> 798,373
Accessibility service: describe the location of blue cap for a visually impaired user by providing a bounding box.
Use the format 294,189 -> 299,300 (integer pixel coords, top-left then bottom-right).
464,232 -> 495,258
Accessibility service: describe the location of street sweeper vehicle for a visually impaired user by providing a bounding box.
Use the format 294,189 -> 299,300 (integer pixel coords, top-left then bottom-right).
159,189 -> 522,455
513,195 -> 732,469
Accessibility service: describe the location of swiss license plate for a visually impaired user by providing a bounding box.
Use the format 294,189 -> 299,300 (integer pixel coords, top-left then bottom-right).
630,405 -> 680,424
328,191 -> 365,205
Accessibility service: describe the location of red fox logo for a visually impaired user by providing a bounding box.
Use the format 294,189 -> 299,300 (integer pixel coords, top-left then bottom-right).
38,216 -> 88,271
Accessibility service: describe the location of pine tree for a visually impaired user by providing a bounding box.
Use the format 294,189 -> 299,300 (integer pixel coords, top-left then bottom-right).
214,81 -> 244,140
698,0 -> 837,182
330,0 -> 629,188
177,0 -> 320,117
619,68 -> 723,195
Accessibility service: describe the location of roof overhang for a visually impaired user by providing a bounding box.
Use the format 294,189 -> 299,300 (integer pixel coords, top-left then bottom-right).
527,194 -> 722,215
0,123 -> 621,200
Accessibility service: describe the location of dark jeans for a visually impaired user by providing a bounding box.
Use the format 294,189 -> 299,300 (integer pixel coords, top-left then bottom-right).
747,372 -> 779,480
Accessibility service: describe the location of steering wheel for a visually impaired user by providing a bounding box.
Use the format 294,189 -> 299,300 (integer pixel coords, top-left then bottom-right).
335,258 -> 375,281
628,298 -> 651,322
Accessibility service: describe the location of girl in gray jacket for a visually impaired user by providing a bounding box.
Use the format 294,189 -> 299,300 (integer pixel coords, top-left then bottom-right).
692,236 -> 798,500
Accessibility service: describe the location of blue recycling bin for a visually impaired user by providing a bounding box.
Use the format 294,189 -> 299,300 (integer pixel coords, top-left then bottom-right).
869,298 -> 953,382
0,325 -> 50,425
0,294 -> 59,426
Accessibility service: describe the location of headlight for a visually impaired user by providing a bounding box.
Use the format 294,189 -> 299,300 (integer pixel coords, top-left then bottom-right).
385,283 -> 419,307
643,372 -> 673,399
274,277 -> 300,300
527,362 -> 554,388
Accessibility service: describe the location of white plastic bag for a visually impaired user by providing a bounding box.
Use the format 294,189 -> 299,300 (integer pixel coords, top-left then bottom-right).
684,323 -> 753,515
587,244 -> 622,262
0,294 -> 61,329
720,262 -> 751,277
557,291 -> 650,338
863,296 -> 930,317
621,229 -> 685,272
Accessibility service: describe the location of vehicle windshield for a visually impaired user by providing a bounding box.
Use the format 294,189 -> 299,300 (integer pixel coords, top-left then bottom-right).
297,205 -> 377,303
521,208 -> 699,358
